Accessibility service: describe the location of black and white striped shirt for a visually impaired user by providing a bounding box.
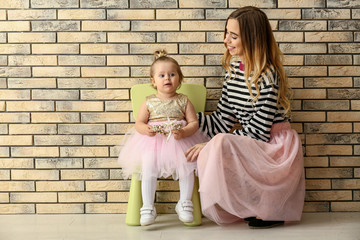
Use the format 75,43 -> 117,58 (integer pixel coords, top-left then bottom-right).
198,61 -> 287,142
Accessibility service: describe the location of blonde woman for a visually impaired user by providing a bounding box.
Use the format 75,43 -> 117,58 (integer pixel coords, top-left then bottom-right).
186,6 -> 305,228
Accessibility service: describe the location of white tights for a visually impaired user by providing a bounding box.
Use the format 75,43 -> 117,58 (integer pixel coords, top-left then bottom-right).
141,173 -> 194,207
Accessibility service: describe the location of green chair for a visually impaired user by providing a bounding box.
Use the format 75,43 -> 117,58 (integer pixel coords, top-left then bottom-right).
125,83 -> 206,227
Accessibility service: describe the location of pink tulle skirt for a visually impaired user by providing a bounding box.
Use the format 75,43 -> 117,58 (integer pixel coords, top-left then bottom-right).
118,120 -> 208,181
197,121 -> 305,224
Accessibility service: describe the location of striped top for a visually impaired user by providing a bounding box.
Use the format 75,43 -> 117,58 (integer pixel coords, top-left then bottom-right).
198,61 -> 287,142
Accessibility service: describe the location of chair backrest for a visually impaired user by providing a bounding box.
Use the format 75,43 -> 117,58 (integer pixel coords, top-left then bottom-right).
130,83 -> 207,119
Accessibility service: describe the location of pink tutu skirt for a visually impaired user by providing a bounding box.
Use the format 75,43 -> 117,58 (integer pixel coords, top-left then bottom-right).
197,121 -> 305,224
118,120 -> 208,181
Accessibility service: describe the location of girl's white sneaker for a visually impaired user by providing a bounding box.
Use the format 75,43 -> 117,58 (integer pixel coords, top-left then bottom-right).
140,205 -> 157,226
175,200 -> 193,223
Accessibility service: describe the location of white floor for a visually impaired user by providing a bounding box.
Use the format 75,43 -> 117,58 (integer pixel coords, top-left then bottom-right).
1,213 -> 359,240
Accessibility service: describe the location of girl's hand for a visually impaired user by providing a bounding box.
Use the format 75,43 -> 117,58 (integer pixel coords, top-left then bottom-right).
185,142 -> 208,162
140,125 -> 156,137
172,129 -> 185,140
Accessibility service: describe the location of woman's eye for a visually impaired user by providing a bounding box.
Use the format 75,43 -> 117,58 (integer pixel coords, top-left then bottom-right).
231,35 -> 237,40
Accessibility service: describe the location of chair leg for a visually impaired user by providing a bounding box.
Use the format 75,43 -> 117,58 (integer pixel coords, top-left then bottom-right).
125,173 -> 142,226
184,175 -> 202,226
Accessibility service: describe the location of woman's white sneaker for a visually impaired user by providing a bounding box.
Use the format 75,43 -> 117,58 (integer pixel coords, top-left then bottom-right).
140,205 -> 157,226
175,200 -> 193,223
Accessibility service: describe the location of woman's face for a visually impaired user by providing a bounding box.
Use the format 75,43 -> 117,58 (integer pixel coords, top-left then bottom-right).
224,18 -> 244,59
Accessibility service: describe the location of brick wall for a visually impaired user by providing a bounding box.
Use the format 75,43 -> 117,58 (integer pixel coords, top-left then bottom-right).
0,0 -> 359,214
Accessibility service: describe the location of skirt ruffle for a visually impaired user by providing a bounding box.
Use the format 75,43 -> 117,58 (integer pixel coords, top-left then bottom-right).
118,120 -> 209,181
197,121 -> 305,224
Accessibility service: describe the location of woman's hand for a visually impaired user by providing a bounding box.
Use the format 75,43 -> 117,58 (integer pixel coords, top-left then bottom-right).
185,142 -> 208,162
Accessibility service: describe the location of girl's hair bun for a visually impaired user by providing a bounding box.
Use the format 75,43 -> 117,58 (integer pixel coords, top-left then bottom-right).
154,50 -> 168,59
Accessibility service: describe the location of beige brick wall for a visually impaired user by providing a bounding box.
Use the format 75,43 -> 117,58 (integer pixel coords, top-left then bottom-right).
0,0 -> 359,214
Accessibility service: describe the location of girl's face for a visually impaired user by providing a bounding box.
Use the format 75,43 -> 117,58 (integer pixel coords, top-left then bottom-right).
224,18 -> 244,59
151,61 -> 180,97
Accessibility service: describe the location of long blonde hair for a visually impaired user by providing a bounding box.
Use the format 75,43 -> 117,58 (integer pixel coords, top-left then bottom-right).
222,6 -> 291,116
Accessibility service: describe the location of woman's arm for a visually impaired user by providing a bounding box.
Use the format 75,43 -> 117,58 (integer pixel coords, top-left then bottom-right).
172,99 -> 198,140
134,101 -> 155,137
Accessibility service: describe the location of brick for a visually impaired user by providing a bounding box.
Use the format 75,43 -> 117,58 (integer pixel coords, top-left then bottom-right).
0,193 -> 8,203
84,158 -> 119,169
355,123 -> 360,132
7,9 -> 56,20
107,192 -> 129,202
181,21 -> 224,31
0,136 -> 32,146
329,66 -> 360,76
329,43 -> 360,53
332,179 -> 360,189
354,9 -> 360,19
108,9 -> 154,20
273,32 -> 304,43
205,9 -> 233,19
280,43 -> 327,54
179,0 -> 226,7
58,124 -> 105,134
59,192 -> 106,202
82,21 -> 129,31
58,9 -> 105,19
81,0 -> 128,8
0,56 -> 6,65
305,32 -> 352,43
304,157 -> 329,167
107,55 -> 153,66
356,168 -> 360,178
331,202 -> 360,212
0,90 -> 29,100
0,204 -> 34,214
182,66 -> 224,77
9,124 -> 56,135
33,67 -> 80,77
10,193 -> 57,203
58,78 -> 105,89
32,44 -> 79,54
0,67 -> 31,77
279,21 -> 326,31
12,169 -> 59,180
303,100 -> 349,110
9,56 -> 57,66
109,169 -> 123,179
0,113 -> 29,123
86,180 -> 130,191
86,203 -> 126,213
31,113 -> 79,123
292,89 -> 326,99
58,33 -> 106,43
36,158 -> 83,169
303,9 -> 350,19
60,147 -> 108,158
305,77 -> 352,88
328,112 -> 360,122
34,135 -> 82,146
285,66 -> 327,76
8,78 -> 56,88
59,56 -> 105,66
130,44 -> 177,54
106,124 -> 133,134
0,158 -> 33,169
56,101 -> 103,112
132,21 -> 179,31
278,0 -> 325,8
330,157 -> 360,167
306,191 -> 352,201
0,170 -> 10,180
32,90 -> 79,100
306,145 -> 352,156
107,78 -> 149,88
0,44 -> 30,54
262,9 -> 301,19
81,113 -> 128,123
157,9 -> 204,19
355,55 -> 360,65
351,100 -> 360,110
355,78 -> 360,87
105,101 -> 132,111
36,181 -> 84,191
0,181 -> 34,191
229,0 -> 275,8
355,191 -> 360,201
157,32 -> 206,43
206,32 -> 223,43
306,179 -> 331,189
32,0 -> 78,8
328,0 -> 360,8
303,202 -> 329,212
0,147 -> 9,157
329,20 -> 360,30
11,147 -> 59,158
8,33 -> 56,43
108,32 -> 155,43
304,123 -> 352,133
0,21 -> 30,31
0,0 -> 29,8
156,192 -> 179,202
37,204 -> 84,214
61,169 -> 108,180
81,44 -> 128,54
81,90 -> 128,100
307,134 -> 360,145
83,136 -> 123,146
32,21 -> 80,31
283,55 -> 304,66
0,10 -> 4,20
0,78 -> 6,88
130,0 -> 176,8
307,167 -> 353,179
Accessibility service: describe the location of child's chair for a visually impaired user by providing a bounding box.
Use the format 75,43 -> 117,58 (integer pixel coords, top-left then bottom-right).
125,83 -> 206,227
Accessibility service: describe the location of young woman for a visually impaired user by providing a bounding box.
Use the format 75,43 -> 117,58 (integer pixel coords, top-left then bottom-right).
186,6 -> 305,228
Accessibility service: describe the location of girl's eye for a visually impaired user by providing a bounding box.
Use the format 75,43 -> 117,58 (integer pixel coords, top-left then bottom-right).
160,74 -> 165,78
170,73 -> 176,77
